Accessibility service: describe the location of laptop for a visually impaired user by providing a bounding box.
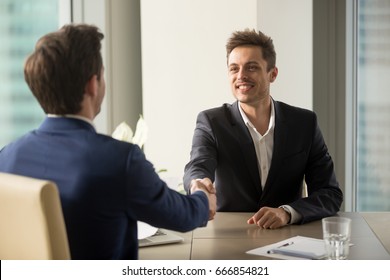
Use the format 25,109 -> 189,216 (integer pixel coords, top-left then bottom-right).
138,229 -> 184,247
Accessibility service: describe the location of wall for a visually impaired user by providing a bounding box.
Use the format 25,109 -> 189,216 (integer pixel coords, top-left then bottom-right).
141,0 -> 313,186
313,0 -> 349,210
258,0 -> 313,110
72,0 -> 142,133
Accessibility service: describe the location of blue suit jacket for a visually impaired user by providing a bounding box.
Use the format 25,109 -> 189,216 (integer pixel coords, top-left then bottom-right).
184,100 -> 343,223
0,117 -> 209,259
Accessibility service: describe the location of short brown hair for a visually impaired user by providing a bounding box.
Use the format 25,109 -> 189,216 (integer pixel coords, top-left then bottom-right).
226,29 -> 276,71
24,24 -> 104,114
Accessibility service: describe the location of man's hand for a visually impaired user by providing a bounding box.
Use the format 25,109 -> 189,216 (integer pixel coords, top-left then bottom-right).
190,178 -> 216,220
247,207 -> 290,229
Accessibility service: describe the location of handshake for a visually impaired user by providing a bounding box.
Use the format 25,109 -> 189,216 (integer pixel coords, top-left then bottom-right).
190,178 -> 217,220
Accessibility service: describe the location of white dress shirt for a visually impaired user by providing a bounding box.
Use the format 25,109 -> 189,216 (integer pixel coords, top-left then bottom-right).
238,101 -> 274,189
238,100 -> 302,224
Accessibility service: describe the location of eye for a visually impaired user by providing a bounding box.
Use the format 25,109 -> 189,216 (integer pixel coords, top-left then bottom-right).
228,65 -> 239,73
248,65 -> 258,71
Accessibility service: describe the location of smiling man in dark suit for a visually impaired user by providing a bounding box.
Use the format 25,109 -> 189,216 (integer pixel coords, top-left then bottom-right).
184,29 -> 343,229
0,23 -> 216,259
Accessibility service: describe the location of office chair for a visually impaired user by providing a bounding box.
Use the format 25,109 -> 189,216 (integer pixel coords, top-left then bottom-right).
0,172 -> 70,259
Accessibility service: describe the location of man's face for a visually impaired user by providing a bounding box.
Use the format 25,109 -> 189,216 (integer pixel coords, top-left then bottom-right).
227,45 -> 277,106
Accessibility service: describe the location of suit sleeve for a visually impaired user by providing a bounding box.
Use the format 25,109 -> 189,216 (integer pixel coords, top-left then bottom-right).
183,111 -> 218,193
289,113 -> 343,223
124,145 -> 209,232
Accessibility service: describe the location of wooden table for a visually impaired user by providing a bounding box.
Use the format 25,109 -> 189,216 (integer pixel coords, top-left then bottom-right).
139,212 -> 390,260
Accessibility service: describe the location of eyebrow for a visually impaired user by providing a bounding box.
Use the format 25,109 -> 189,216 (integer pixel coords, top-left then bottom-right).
246,61 -> 260,65
228,61 -> 260,67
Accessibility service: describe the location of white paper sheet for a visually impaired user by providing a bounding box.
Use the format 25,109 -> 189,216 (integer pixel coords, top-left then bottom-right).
137,221 -> 158,239
246,235 -> 327,260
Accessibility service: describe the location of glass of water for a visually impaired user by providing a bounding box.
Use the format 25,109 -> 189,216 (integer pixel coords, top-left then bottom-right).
322,217 -> 352,260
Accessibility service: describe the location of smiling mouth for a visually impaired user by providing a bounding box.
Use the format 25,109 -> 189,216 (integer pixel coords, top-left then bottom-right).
236,83 -> 254,91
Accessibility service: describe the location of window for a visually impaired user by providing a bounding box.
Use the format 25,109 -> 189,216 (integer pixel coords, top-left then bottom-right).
356,0 -> 390,211
313,0 -> 390,212
0,0 -> 59,148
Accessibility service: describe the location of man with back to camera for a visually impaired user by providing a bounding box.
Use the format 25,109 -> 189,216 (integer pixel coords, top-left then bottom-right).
184,29 -> 343,229
0,23 -> 216,259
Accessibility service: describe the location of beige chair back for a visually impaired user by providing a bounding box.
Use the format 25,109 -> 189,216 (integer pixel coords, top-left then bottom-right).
0,172 -> 70,259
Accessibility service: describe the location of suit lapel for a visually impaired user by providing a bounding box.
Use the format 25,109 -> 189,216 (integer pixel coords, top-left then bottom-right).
228,102 -> 262,195
262,101 -> 288,196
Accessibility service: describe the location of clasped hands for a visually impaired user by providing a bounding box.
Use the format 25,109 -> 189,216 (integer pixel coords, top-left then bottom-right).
190,178 -> 216,220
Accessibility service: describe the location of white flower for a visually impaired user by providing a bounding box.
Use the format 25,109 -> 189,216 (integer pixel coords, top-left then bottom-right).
112,115 -> 148,148
112,121 -> 134,142
132,115 -> 148,148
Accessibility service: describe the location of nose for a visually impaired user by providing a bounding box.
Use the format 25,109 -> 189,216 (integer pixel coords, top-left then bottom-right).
237,68 -> 248,81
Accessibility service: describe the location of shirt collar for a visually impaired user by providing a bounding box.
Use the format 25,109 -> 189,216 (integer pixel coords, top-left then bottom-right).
238,99 -> 275,135
47,114 -> 96,129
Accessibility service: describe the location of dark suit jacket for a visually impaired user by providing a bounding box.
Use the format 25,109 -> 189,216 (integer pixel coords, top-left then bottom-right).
184,100 -> 343,223
0,117 -> 209,259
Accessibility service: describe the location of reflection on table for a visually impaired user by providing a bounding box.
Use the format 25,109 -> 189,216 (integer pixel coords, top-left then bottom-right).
139,212 -> 390,260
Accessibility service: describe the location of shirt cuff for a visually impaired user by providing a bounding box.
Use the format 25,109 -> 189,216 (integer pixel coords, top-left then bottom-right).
280,205 -> 302,224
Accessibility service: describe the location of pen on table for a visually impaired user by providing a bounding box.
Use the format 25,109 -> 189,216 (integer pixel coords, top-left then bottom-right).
267,248 -> 317,260
267,241 -> 294,254
266,241 -> 320,259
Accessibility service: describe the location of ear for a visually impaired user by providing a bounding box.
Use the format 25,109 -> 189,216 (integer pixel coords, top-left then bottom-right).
84,75 -> 98,98
269,67 -> 278,82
